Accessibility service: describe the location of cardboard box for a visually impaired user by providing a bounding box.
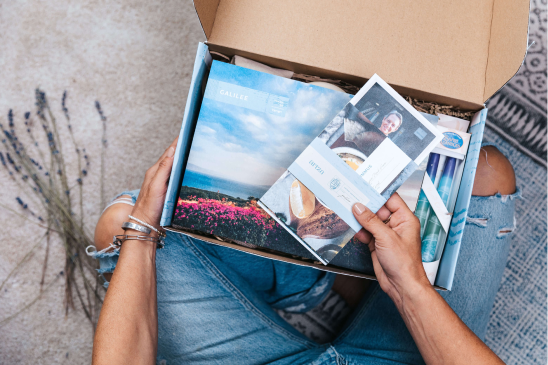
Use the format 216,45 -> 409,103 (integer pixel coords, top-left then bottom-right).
160,0 -> 530,290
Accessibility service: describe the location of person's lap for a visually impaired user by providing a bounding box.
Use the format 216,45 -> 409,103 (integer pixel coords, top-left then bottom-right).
94,179 -> 518,365
154,233 -> 326,364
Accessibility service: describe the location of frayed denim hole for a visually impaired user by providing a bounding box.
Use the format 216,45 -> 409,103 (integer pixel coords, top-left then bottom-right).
331,346 -> 348,365
97,266 -> 116,275
97,266 -> 116,288
500,189 -> 522,203
283,303 -> 308,313
101,274 -> 110,289
89,250 -> 120,259
112,190 -> 139,204
466,216 -> 489,228
496,229 -> 514,239
496,217 -> 517,239
98,273 -> 110,288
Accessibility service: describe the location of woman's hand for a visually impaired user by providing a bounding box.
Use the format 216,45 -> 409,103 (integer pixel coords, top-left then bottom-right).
352,194 -> 504,364
352,193 -> 430,307
130,138 -> 178,232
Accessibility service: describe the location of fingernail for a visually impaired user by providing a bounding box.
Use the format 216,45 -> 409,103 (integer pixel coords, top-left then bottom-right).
166,147 -> 175,157
353,202 -> 365,215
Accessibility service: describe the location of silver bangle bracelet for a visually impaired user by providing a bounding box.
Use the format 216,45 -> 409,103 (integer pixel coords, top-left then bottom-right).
122,221 -> 152,235
113,235 -> 165,249
128,215 -> 166,238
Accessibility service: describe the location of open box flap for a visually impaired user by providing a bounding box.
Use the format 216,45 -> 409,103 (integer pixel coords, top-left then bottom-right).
193,0 -> 219,39
484,0 -> 531,101
194,0 -> 529,106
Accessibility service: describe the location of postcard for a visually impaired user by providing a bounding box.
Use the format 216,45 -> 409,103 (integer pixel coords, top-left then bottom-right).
259,74 -> 443,264
172,60 -> 352,258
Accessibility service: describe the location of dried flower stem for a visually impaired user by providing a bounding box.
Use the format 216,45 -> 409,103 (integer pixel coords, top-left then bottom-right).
0,89 -> 104,329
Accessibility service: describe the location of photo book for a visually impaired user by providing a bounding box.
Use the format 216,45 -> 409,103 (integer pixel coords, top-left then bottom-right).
172,60 -> 352,258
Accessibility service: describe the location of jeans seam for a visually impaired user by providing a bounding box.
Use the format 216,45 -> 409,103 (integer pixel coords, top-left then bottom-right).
333,284 -> 382,343
182,236 -> 317,349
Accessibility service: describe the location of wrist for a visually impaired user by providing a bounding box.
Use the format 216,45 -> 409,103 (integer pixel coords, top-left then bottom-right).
389,272 -> 432,311
120,230 -> 160,252
128,210 -> 164,237
117,218 -> 165,250
130,208 -> 158,229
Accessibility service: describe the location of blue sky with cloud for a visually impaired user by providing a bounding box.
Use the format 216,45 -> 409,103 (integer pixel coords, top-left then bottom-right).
185,61 -> 351,187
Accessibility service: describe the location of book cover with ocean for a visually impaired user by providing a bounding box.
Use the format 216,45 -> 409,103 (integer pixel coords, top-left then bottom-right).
172,60 -> 352,256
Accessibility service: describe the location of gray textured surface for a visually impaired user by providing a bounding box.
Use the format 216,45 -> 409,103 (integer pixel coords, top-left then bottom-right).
0,1 -> 545,364
0,1 -> 204,363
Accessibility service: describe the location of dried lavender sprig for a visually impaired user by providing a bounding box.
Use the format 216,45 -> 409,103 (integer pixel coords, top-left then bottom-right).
1,91 -> 103,327
1,118 -> 60,214
38,89 -> 71,209
42,92 -> 102,318
95,101 -> 107,211
0,202 -> 56,232
0,133 -> 49,210
4,119 -> 88,291
24,112 -> 50,170
62,91 -> 85,228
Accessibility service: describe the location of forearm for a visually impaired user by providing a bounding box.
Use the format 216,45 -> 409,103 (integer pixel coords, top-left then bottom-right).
93,240 -> 158,365
394,282 -> 503,365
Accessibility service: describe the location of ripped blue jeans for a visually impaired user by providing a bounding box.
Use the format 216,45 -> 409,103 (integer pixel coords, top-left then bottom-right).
91,186 -> 519,365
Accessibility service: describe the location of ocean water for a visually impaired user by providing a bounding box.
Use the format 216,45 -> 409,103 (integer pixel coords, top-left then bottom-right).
182,169 -> 270,200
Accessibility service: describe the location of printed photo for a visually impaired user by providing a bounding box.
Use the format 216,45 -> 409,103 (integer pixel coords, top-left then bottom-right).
258,171 -> 355,264
328,103 -> 386,159
352,79 -> 439,162
172,61 -> 351,254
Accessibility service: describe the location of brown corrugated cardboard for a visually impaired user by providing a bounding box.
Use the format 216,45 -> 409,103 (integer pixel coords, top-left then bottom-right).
193,0 -> 219,38
167,2 -> 529,288
484,0 -> 531,100
193,0 -> 529,106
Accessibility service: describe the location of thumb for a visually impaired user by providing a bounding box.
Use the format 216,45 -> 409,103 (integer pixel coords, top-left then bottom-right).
352,203 -> 391,239
152,147 -> 175,189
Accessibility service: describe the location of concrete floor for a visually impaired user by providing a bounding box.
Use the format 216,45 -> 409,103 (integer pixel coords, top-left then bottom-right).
0,1 -> 204,363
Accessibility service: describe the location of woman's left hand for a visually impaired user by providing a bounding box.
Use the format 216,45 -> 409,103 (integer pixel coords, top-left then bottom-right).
130,138 -> 178,232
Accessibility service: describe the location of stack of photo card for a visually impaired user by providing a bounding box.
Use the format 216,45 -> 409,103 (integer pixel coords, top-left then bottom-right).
172,60 -> 352,258
259,75 -> 443,264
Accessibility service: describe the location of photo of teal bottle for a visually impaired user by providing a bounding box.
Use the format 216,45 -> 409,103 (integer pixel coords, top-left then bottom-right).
415,153 -> 440,236
421,157 -> 457,262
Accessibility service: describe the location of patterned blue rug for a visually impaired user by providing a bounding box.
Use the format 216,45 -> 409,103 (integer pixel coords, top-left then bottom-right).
483,1 -> 547,363
483,131 -> 547,364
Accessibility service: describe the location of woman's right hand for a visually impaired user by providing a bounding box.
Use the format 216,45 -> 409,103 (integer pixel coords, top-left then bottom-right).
352,193 -> 430,307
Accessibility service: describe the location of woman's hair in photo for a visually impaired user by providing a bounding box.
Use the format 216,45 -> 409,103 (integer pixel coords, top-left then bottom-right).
385,110 -> 403,126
